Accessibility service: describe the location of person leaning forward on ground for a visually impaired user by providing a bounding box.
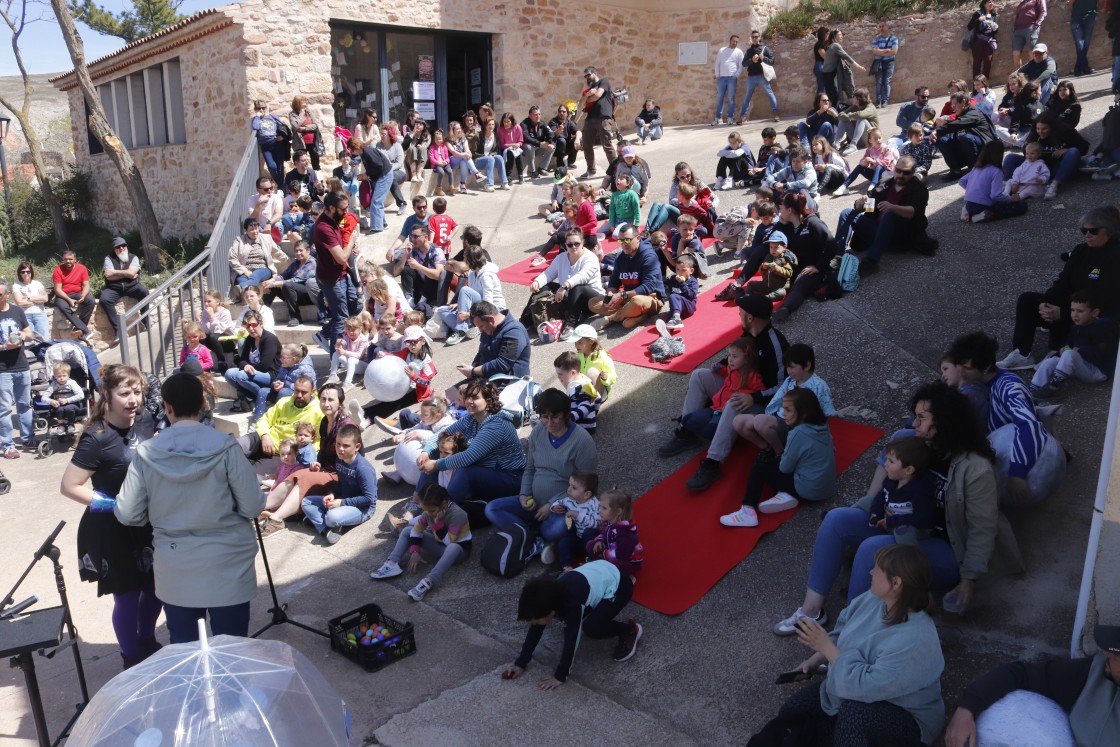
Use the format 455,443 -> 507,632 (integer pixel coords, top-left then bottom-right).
453,300 -> 531,387
587,224 -> 666,331
116,373 -> 262,643
579,66 -> 617,180
237,375 -> 323,462
945,623 -> 1120,747
52,249 -> 95,339
100,236 -> 150,344
932,91 -> 998,178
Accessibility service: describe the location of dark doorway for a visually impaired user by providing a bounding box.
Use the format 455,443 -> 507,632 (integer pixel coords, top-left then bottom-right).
443,33 -> 492,124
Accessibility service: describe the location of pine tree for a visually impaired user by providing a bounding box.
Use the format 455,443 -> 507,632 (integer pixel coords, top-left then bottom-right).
67,0 -> 184,43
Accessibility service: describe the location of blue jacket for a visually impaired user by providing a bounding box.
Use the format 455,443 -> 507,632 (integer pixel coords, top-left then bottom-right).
335,453 -> 378,519
779,422 -> 836,501
473,315 -> 531,378
607,239 -> 666,298
1068,317 -> 1120,377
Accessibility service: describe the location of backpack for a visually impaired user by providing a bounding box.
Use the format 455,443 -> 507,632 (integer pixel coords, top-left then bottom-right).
480,524 -> 537,578
492,375 -> 543,427
837,251 -> 859,292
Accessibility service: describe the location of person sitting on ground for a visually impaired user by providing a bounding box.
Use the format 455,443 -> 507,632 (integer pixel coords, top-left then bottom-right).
949,331 -> 1067,508
52,250 -> 95,339
865,436 -> 938,545
831,155 -> 936,278
720,387 -> 835,526
714,131 -> 755,191
660,217 -> 704,277
523,229 -> 603,339
1005,141 -> 1050,201
658,337 -> 764,492
555,352 -> 601,434
662,254 -> 700,331
834,128 -> 895,196
440,244 -> 506,346
933,91 -> 999,179
602,172 -> 641,238
572,325 -> 618,399
899,123 -> 935,180
668,161 -> 712,206
764,144 -> 819,200
99,237 -> 150,344
229,218 -> 286,293
586,489 -> 644,580
809,135 -> 850,196
997,206 -> 1120,372
944,622 -> 1120,747
798,92 -> 839,149
1029,289 -> 1120,399
836,88 -> 880,156
502,559 -> 643,690
587,224 -> 666,331
970,74 -> 998,119
236,374 -> 323,462
1046,79 -> 1081,127
224,309 -> 281,421
634,98 -> 663,145
1001,110 -> 1089,201
391,223 -> 445,311
300,422 -> 376,545
745,230 -> 797,302
261,240 -> 321,327
959,140 -> 1029,223
715,201 -> 782,301
674,183 -> 716,237
450,301 -> 530,390
1015,42 -> 1058,104
603,146 -> 651,205
770,192 -> 836,323
755,545 -> 944,747
888,87 -> 931,150
285,150 -> 320,198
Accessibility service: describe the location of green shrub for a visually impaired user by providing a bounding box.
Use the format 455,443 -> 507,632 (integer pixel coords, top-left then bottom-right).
53,170 -> 94,221
7,172 -> 53,250
0,191 -> 11,256
766,0 -> 973,39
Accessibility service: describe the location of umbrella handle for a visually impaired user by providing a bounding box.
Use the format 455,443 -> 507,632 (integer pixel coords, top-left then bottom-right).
198,619 -> 218,723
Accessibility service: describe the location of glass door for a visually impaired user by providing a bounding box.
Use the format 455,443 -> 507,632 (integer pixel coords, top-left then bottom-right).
384,31 -> 437,126
329,25 -> 381,132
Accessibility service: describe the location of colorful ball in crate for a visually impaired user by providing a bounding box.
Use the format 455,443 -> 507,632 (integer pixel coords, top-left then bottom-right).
393,439 -> 426,485
360,637 -> 374,646
359,625 -> 369,634
363,355 -> 412,403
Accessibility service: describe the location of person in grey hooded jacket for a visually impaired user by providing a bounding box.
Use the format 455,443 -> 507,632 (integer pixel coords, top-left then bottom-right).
116,373 -> 263,643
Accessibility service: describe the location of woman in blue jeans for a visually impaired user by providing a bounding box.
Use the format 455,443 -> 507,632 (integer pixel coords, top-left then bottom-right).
224,310 -> 280,419
773,380 -> 1019,635
1001,111 -> 1090,201
415,379 -> 525,526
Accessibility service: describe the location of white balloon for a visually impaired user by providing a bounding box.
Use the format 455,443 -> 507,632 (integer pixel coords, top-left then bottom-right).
393,438 -> 427,486
363,355 -> 412,402
976,690 -> 1074,747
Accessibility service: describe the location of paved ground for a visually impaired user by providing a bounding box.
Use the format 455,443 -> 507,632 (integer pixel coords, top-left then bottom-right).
2,71 -> 1118,746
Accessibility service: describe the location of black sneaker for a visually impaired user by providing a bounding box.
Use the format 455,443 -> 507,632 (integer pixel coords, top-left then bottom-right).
685,458 -> 722,492
657,429 -> 697,457
756,448 -> 779,466
613,620 -> 643,662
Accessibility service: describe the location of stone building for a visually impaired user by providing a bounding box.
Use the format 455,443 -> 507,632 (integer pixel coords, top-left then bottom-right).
51,0 -> 1112,240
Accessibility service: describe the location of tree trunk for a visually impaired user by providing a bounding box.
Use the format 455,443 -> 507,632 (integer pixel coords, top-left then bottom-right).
17,116 -> 68,248
49,0 -> 163,273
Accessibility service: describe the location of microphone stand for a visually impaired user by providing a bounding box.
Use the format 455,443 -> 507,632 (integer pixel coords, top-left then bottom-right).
250,517 -> 327,640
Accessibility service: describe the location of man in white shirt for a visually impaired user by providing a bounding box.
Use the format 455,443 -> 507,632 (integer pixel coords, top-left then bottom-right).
713,34 -> 745,126
245,176 -> 283,235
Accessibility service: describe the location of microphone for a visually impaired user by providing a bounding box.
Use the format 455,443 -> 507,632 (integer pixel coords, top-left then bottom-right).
33,521 -> 65,561
0,595 -> 39,620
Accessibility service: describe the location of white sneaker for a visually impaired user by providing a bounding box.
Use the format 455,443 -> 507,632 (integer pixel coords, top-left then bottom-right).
996,349 -> 1037,371
773,607 -> 828,636
347,399 -> 364,426
1092,172 -> 1116,181
540,544 -> 557,565
369,560 -> 403,580
1044,182 -> 1058,200
832,185 -> 848,197
840,144 -> 857,157
758,491 -> 799,514
719,506 -> 759,527
713,177 -> 725,190
720,179 -> 732,191
407,577 -> 433,601
382,469 -> 403,484
666,315 -> 684,330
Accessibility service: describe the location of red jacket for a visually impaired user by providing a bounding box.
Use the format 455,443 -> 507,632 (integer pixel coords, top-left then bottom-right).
711,367 -> 763,411
576,199 -> 598,236
390,349 -> 437,401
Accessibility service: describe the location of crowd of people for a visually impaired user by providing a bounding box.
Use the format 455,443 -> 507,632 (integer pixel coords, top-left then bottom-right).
13,16 -> 1118,744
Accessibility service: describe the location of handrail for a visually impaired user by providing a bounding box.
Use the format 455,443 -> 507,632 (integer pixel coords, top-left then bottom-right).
119,136 -> 260,375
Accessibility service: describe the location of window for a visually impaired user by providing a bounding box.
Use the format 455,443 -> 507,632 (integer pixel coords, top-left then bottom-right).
92,57 -> 186,152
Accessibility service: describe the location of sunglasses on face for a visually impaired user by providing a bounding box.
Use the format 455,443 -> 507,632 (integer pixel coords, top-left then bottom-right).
565,242 -> 582,248
1081,226 -> 1104,235
244,322 -> 259,329
895,169 -> 914,176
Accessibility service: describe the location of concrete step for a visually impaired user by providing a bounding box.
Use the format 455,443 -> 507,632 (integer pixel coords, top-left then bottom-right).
211,350 -> 334,401
230,301 -> 320,325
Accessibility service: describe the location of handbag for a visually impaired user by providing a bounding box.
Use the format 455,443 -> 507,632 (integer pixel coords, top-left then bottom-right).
762,62 -> 776,82
960,27 -> 975,52
313,130 -> 326,157
869,58 -> 882,77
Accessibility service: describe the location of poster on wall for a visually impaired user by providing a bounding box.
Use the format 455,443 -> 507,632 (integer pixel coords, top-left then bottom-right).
418,55 -> 434,81
471,87 -> 482,105
416,101 -> 436,119
470,68 -> 481,86
412,81 -> 436,100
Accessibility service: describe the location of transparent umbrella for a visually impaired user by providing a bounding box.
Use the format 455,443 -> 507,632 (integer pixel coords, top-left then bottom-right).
69,620 -> 351,746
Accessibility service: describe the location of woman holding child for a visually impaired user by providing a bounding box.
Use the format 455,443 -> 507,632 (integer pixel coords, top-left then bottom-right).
773,381 -> 1021,635
770,192 -> 835,324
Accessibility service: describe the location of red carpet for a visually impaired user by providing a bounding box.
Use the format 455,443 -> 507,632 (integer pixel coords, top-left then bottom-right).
631,419 -> 885,615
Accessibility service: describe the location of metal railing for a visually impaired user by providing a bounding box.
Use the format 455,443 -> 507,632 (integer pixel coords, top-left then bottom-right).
120,136 -> 260,376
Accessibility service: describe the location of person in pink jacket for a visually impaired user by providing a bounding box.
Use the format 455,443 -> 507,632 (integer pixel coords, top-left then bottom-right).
498,112 -> 527,184
835,127 -> 897,196
427,129 -> 455,197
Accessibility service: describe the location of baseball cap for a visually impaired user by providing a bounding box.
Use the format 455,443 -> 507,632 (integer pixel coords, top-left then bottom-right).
402,325 -> 430,343
572,324 -> 598,342
553,166 -> 570,184
767,231 -> 788,246
1095,624 -> 1120,653
621,145 -> 637,158
111,236 -> 128,248
1032,43 -> 1048,53
736,293 -> 773,319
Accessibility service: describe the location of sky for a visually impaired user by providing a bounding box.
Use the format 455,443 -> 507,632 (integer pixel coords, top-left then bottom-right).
0,0 -> 220,76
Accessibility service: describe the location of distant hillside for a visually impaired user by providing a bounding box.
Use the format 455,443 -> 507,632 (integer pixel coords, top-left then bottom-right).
0,73 -> 74,176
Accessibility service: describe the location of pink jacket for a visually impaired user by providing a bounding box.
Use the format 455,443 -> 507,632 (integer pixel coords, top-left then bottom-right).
497,124 -> 524,149
427,143 -> 451,166
861,144 -> 898,172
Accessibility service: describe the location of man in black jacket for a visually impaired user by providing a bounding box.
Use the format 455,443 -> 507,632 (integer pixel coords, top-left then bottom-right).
944,624 -> 1120,747
521,106 -> 555,178
932,92 -> 997,177
737,30 -> 780,123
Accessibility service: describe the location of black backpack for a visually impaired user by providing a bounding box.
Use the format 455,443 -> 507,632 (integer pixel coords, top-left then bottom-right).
480,524 -> 536,578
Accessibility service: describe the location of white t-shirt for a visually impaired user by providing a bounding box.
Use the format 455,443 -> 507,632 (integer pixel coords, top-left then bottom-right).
246,193 -> 284,230
12,280 -> 46,315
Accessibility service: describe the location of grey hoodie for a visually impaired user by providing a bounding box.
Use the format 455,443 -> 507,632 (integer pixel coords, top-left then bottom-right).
116,421 -> 264,609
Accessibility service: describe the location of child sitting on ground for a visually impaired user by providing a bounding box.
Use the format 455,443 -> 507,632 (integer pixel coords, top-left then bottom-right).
586,489 -> 644,582
572,324 -> 618,399
744,127 -> 778,185
370,483 -> 472,602
538,168 -> 577,222
540,471 -> 601,570
714,131 -> 754,190
834,127 -> 896,196
329,315 -> 371,387
714,200 -> 780,302
866,436 -> 937,545
575,182 -> 601,255
1030,290 -> 1120,398
733,343 -> 837,460
390,429 -> 467,529
270,343 -> 315,404
367,313 -> 405,359
720,388 -> 836,527
662,254 -> 699,330
744,230 -> 797,301
602,173 -> 641,238
180,322 -> 214,372
300,423 -> 377,545
555,351 -> 602,434
959,140 -> 1027,223
900,123 -> 935,180
675,184 -> 715,237
1005,141 -> 1050,202
41,362 -> 84,434
201,289 -> 237,372
389,325 -> 437,401
259,439 -> 306,492
532,197 -> 581,266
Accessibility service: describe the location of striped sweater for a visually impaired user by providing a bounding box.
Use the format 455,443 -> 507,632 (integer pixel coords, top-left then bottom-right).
429,412 -> 526,473
987,369 -> 1050,479
409,502 -> 472,551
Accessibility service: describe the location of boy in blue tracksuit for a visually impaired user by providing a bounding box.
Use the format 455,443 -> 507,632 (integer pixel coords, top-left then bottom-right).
301,423 -> 377,543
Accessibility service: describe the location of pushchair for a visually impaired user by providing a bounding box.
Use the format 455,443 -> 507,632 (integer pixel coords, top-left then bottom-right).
30,340 -> 95,457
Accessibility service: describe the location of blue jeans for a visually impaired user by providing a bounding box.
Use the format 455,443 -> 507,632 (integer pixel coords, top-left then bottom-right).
370,170 -> 393,232
715,76 -> 738,120
806,507 -> 961,602
739,74 -> 779,118
798,121 -> 835,149
0,370 -> 33,448
1070,11 -> 1097,74
26,312 -> 49,340
301,494 -> 367,535
438,285 -> 480,333
936,131 -> 983,171
321,276 -> 350,349
224,369 -> 272,405
451,155 -> 479,183
842,164 -> 885,188
474,155 -> 507,186
235,268 -> 274,288
681,407 -> 720,440
874,59 -> 895,104
484,496 -> 569,541
164,601 -> 251,643
839,209 -> 921,263
812,60 -> 826,93
417,465 -> 523,506
636,123 -> 663,141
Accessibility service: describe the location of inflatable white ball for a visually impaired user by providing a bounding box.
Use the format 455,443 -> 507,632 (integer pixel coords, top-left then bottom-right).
392,438 -> 428,486
976,689 -> 1074,747
363,355 -> 412,402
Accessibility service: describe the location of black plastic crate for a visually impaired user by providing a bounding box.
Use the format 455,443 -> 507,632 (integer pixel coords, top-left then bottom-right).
328,603 -> 416,672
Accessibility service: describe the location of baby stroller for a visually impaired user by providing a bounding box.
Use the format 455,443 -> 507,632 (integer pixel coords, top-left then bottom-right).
31,340 -> 94,457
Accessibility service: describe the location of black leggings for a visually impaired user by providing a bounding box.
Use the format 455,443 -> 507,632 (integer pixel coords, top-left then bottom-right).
780,270 -> 828,317
743,459 -> 798,506
716,155 -> 752,182
1012,290 -> 1072,357
775,681 -> 924,747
